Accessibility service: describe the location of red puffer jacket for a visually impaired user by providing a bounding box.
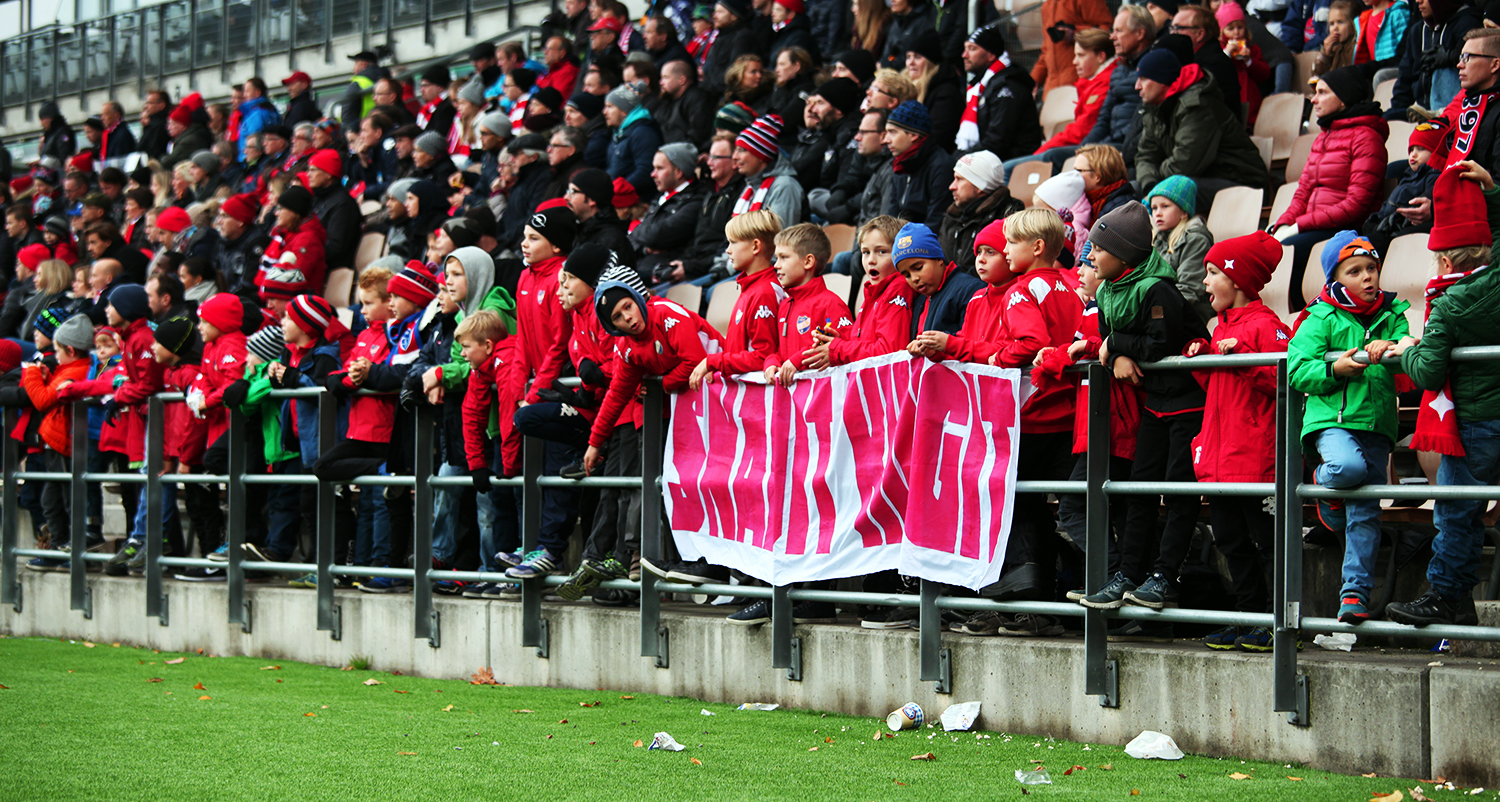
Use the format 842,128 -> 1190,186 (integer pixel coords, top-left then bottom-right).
1276,112 -> 1389,232
1185,300 -> 1291,484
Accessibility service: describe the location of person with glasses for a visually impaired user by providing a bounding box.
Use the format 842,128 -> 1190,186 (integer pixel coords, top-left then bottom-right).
542,125 -> 589,202
1164,5 -> 1242,121
1387,0 -> 1484,120
675,133 -> 748,295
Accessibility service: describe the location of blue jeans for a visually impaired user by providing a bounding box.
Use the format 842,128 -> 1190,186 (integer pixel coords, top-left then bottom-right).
354,473 -> 391,567
1314,428 -> 1392,598
475,444 -> 520,572
264,458 -> 305,560
130,465 -> 182,549
1430,418 -> 1500,600
1274,61 -> 1294,95
431,462 -> 466,565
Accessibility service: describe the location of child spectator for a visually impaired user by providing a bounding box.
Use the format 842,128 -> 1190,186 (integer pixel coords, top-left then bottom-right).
1353,0 -> 1410,71
1185,232 -> 1291,651
1145,176 -> 1215,323
688,210 -> 784,391
255,186 -> 328,303
763,223 -> 853,386
1075,202 -> 1210,636
1313,0 -> 1357,78
85,327 -> 127,549
457,308 -> 522,596
1365,119 -> 1445,251
892,221 -> 984,337
17,314 -> 92,570
152,316 -> 207,566
1288,231 -> 1409,624
804,216 -> 915,370
1033,171 -> 1091,264
1217,2 -> 1271,123
914,211 -> 1083,635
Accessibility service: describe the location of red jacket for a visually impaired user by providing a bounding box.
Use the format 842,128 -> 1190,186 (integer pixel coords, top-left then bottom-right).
943,267 -> 1082,434
1029,0 -> 1112,92
590,297 -> 725,448
511,255 -> 574,405
567,304 -> 640,427
1038,58 -> 1117,152
342,322 -> 396,443
536,60 -> 580,97
704,266 -> 784,375
1186,300 -> 1290,483
256,215 -> 328,298
95,360 -> 128,456
1276,112 -> 1388,232
61,317 -> 162,462
164,363 -> 208,466
462,339 -> 522,475
829,270 -> 914,365
1069,301 -> 1141,459
769,276 -> 853,370
192,331 -> 248,445
1227,41 -> 1272,124
20,358 -> 90,455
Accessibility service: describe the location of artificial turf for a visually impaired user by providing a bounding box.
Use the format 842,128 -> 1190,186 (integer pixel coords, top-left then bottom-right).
0,635 -> 1475,801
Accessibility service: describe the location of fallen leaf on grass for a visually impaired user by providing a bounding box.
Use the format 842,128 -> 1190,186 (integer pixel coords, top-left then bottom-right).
620,695 -> 635,700
146,678 -> 163,683
580,701 -> 600,707
873,731 -> 883,741
512,709 -> 534,713
393,690 -> 410,694
1364,773 -> 1380,778
690,758 -> 703,766
304,713 -> 317,717
112,643 -> 120,648
1230,773 -> 1253,780
1410,788 -> 1432,802
442,705 -> 455,712
808,747 -> 819,752
321,705 -> 328,709
1178,774 -> 1187,779
341,666 -> 354,672
559,719 -> 569,724
1064,766 -> 1085,776
362,678 -> 384,686
198,695 -> 211,701
1287,776 -> 1303,781
82,642 -> 95,648
825,737 -> 835,743
193,682 -> 206,690
165,657 -> 184,664
633,740 -> 644,748
391,670 -> 403,676
196,648 -> 203,654
1098,764 -> 1113,771
0,684 -> 9,689
471,667 -> 500,685
276,680 -> 283,683
909,753 -> 935,761
893,781 -> 907,787
1130,790 -> 1141,796
260,665 -> 280,671
1370,792 -> 1404,802
397,752 -> 416,756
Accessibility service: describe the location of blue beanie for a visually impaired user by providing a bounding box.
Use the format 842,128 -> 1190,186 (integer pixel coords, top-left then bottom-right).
1137,49 -> 1182,86
888,101 -> 932,137
33,306 -> 69,343
1319,230 -> 1381,284
892,222 -> 946,267
107,283 -> 151,322
1145,175 -> 1197,217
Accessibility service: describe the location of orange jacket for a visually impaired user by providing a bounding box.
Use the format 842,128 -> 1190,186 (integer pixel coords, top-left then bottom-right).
21,358 -> 90,455
1029,0 -> 1113,93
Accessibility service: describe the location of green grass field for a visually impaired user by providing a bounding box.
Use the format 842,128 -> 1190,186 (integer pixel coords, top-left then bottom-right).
0,635 -> 1474,801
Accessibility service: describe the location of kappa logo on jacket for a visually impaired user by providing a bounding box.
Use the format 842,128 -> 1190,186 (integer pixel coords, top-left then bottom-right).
663,317 -> 678,331
753,305 -> 774,320
890,296 -> 908,308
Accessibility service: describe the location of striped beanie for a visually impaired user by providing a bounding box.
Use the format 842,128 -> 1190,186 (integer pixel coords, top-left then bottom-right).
258,262 -> 309,300
388,262 -> 440,306
246,325 -> 287,363
33,307 -> 70,342
287,295 -> 338,341
734,114 -> 783,163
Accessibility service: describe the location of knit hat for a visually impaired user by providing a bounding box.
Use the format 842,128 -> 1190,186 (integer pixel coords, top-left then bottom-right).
1409,118 -> 1449,153
1319,230 -> 1381,284
239,296 -> 266,334
569,168 -> 615,207
309,148 -> 342,176
108,284 -> 151,321
169,104 -> 193,126
1144,174 -> 1197,217
835,50 -> 877,85
190,150 -> 219,175
421,64 -> 451,86
659,142 -> 698,175
774,0 -> 803,12
953,150 -> 1005,193
415,131 -> 447,157
967,24 -> 1008,59
464,205 -> 498,239
532,87 -> 565,113
891,222 -> 946,268
17,243 -> 50,271
735,114 -> 783,162
31,166 -> 59,187
69,152 -> 95,175
906,29 -> 944,65
43,216 -> 71,239
1429,164 -> 1493,251
1214,0 -> 1246,27
0,339 -> 21,373
611,177 -> 639,208
385,178 -> 417,204
1088,201 -> 1155,267
221,192 -> 259,225
811,77 -> 862,117
1206,231 -> 1281,298
258,262 -> 310,299
153,315 -> 198,355
565,242 -> 616,287
155,206 -> 193,234
973,218 -> 1007,257
526,205 -> 579,252
1136,49 -> 1182,86
1151,0 -> 1180,15
33,307 -> 69,342
601,261 -> 650,299
457,78 -> 487,108
198,293 -> 244,333
888,101 -> 932,137
278,185 -> 314,217
715,101 -> 757,133
478,111 -> 512,137
246,325 -> 287,363
287,295 -> 338,341
388,262 -> 440,306
567,92 -> 604,120
716,0 -> 752,19
605,86 -> 642,114
442,217 -> 483,249
392,124 -> 423,140
1319,65 -> 1371,106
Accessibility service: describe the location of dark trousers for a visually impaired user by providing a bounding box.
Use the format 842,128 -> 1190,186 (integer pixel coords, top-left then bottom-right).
1208,495 -> 1275,613
512,403 -> 586,556
1000,431 -> 1077,598
311,439 -> 389,566
584,423 -> 642,563
1119,410 -> 1203,584
40,450 -> 69,547
181,469 -> 224,556
1056,452 -> 1132,574
19,452 -> 47,540
203,429 -> 270,547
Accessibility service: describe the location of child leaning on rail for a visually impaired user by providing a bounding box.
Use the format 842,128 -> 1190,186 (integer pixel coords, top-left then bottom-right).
1287,230 -> 1412,626
152,317 -> 210,569
801,216 -> 915,371
1386,160 -> 1500,628
688,209 -> 784,390
457,308 -> 522,596
13,315 -> 92,571
1183,232 -> 1292,653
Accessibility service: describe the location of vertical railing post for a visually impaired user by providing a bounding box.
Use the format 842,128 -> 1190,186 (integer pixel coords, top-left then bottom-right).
1274,359 -> 1308,724
156,5 -> 167,86
463,0 -> 472,37
519,434 -> 543,649
69,401 -> 89,613
315,390 -> 336,635
77,25 -> 88,104
187,0 -> 198,84
918,579 -> 942,682
422,0 -> 433,46
288,0 -> 297,67
1083,363 -> 1115,704
226,407 -> 248,627
638,381 -> 664,658
323,0 -> 333,62
770,584 -> 792,669
144,396 -> 165,619
1,409 -> 18,610
220,1 -> 230,83
413,402 -> 435,645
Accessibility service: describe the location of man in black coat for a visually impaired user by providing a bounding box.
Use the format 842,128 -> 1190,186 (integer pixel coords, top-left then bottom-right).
954,25 -> 1043,159
282,71 -> 322,128
307,150 -> 362,275
1162,10 -> 1240,119
884,101 -> 954,230
499,135 -> 554,249
86,222 -> 150,286
138,91 -> 173,161
701,0 -> 758,97
211,193 -> 271,301
630,143 -> 708,282
566,167 -> 636,267
416,65 -> 457,134
38,103 -> 77,162
656,60 -> 715,148
643,14 -> 693,67
678,134 -> 745,282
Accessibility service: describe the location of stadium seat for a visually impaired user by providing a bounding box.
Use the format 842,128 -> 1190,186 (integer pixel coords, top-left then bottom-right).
1387,121 -> 1415,166
824,224 -> 856,255
1383,233 -> 1432,336
1294,51 -> 1319,93
665,282 -> 703,314
354,231 -> 387,273
1060,156 -> 1076,172
1268,182 -> 1298,226
1205,185 -> 1263,241
823,273 -> 852,309
1008,161 -> 1053,207
324,268 -> 355,307
1285,133 -> 1315,183
704,279 -> 742,335
1374,78 -> 1396,111
1254,93 -> 1307,161
1301,240 -> 1331,312
1039,86 -> 1077,138
1261,241 -> 1297,320
1250,135 -> 1273,169
359,199 -> 381,216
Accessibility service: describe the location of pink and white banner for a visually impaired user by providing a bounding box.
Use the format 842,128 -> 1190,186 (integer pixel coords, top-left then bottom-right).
663,353 -> 1022,591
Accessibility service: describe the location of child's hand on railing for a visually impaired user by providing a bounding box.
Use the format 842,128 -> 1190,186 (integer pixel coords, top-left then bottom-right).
1332,348 -> 1368,376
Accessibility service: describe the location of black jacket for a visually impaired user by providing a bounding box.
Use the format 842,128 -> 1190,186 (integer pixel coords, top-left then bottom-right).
500,159 -> 552,248
581,116 -> 612,170
922,65 -> 965,150
769,74 -> 815,148
41,121 -> 78,162
702,21 -> 757,97
909,267 -> 984,337
542,153 -> 588,203
576,210 -> 636,268
1194,45 -> 1243,122
214,229 -> 271,302
139,111 -> 171,160
650,41 -> 694,68
1392,5 -> 1482,112
421,99 -> 456,136
284,92 -> 321,129
103,240 -> 151,286
160,123 -> 214,171
939,188 -> 1024,275
657,85 -> 715,147
882,0 -> 936,68
770,13 -> 820,63
818,113 -> 860,190
311,183 -> 362,272
1099,276 -> 1210,413
886,138 -> 954,230
683,176 -> 745,278
963,60 -> 1043,160
352,137 -> 404,201
629,180 -> 709,278
789,126 -> 830,193
412,154 -> 458,186
1084,49 -> 1144,159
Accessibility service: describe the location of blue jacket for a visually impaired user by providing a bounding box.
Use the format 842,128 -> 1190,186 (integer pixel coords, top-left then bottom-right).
1280,0 -> 1330,52
238,97 -> 282,160
909,267 -> 985,338
1084,51 -> 1144,159
607,106 -> 662,200
351,136 -> 403,201
280,341 -> 346,460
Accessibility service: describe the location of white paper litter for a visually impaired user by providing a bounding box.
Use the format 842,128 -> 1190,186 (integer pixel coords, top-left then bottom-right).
736,702 -> 779,711
700,709 -> 716,716
648,732 -> 685,751
1124,730 -> 1184,760
939,701 -> 981,731
1314,633 -> 1357,651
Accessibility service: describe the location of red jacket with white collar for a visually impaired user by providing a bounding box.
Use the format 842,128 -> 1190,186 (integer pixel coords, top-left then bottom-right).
828,270 -> 915,365
568,304 -> 642,428
769,276 -> 853,370
462,338 -> 522,475
60,317 -> 162,462
341,321 -> 396,443
1186,300 -> 1290,483
192,331 -> 248,445
510,255 -> 573,404
590,297 -> 725,448
703,266 -> 783,375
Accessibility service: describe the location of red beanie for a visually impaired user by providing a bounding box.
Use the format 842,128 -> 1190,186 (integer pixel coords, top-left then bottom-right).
309,148 -> 343,177
536,197 -> 570,211
0,339 -> 20,374
611,176 -> 639,209
169,104 -> 193,126
68,152 -> 94,174
288,294 -> 337,340
1409,118 -> 1448,155
155,206 -> 193,234
17,243 -> 51,271
221,193 -> 259,225
198,293 -> 244,334
387,262 -> 440,306
1206,231 -> 1282,298
1429,163 -> 1492,252
973,218 -> 1006,257
774,0 -> 804,11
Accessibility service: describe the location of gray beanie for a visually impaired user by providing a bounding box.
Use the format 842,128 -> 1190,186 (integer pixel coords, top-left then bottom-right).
190,150 -> 219,175
386,178 -> 417,203
52,315 -> 95,353
1088,201 -> 1155,268
457,78 -> 487,108
368,254 -> 406,271
605,86 -> 641,115
478,111 -> 512,137
415,131 -> 447,157
658,142 -> 697,176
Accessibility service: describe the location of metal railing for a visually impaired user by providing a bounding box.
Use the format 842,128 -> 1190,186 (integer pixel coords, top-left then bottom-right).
6,347 -> 1500,725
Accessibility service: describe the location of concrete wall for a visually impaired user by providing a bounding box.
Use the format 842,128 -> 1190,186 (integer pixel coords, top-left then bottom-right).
5,572 -> 1497,784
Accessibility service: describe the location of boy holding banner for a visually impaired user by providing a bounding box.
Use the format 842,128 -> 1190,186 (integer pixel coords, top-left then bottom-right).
763,223 -> 853,386
688,210 -> 785,390
892,222 -> 984,337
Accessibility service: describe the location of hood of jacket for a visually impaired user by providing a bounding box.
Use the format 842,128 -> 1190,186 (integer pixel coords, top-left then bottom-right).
449,246 -> 495,313
594,277 -> 651,336
405,179 -> 447,218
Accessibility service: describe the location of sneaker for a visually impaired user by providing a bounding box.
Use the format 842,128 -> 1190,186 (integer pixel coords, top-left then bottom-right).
1203,626 -> 1244,650
105,540 -> 142,577
592,587 -> 640,607
1079,572 -> 1135,609
1316,499 -> 1346,533
287,573 -> 317,589
997,614 -> 1065,637
1234,626 -> 1274,652
639,555 -> 674,579
1107,619 -> 1174,642
241,542 -> 280,563
555,566 -> 602,601
1387,591 -> 1455,627
173,566 -> 226,582
358,576 -> 412,594
127,539 -> 173,575
627,554 -> 641,582
958,610 -> 1010,636
666,558 -> 729,585
791,601 -> 837,624
1337,592 -> 1371,624
861,606 -> 920,629
463,582 -> 493,599
1123,573 -> 1175,609
433,580 -> 465,595
25,557 -> 68,572
505,549 -> 560,580
1065,587 -> 1087,602
727,600 -> 770,626
496,549 -> 526,568
1456,595 -> 1479,626
583,557 -> 629,582
206,543 -> 230,563
481,582 -> 512,599
559,461 -> 587,480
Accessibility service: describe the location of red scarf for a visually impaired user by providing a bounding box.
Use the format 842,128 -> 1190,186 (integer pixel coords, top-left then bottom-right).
891,137 -> 926,174
1410,264 -> 1488,455
732,176 -> 775,215
956,57 -> 1006,151
1086,179 -> 1126,219
1313,282 -> 1392,318
1446,89 -> 1494,168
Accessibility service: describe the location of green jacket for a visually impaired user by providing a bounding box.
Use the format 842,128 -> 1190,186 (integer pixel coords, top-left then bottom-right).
1401,264 -> 1500,422
1289,297 -> 1411,443
1136,70 -> 1269,192
236,361 -> 300,465
439,286 -> 517,390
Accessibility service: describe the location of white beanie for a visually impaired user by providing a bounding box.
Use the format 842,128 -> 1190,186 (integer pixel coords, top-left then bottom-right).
952,150 -> 1004,194
1034,170 -> 1086,213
